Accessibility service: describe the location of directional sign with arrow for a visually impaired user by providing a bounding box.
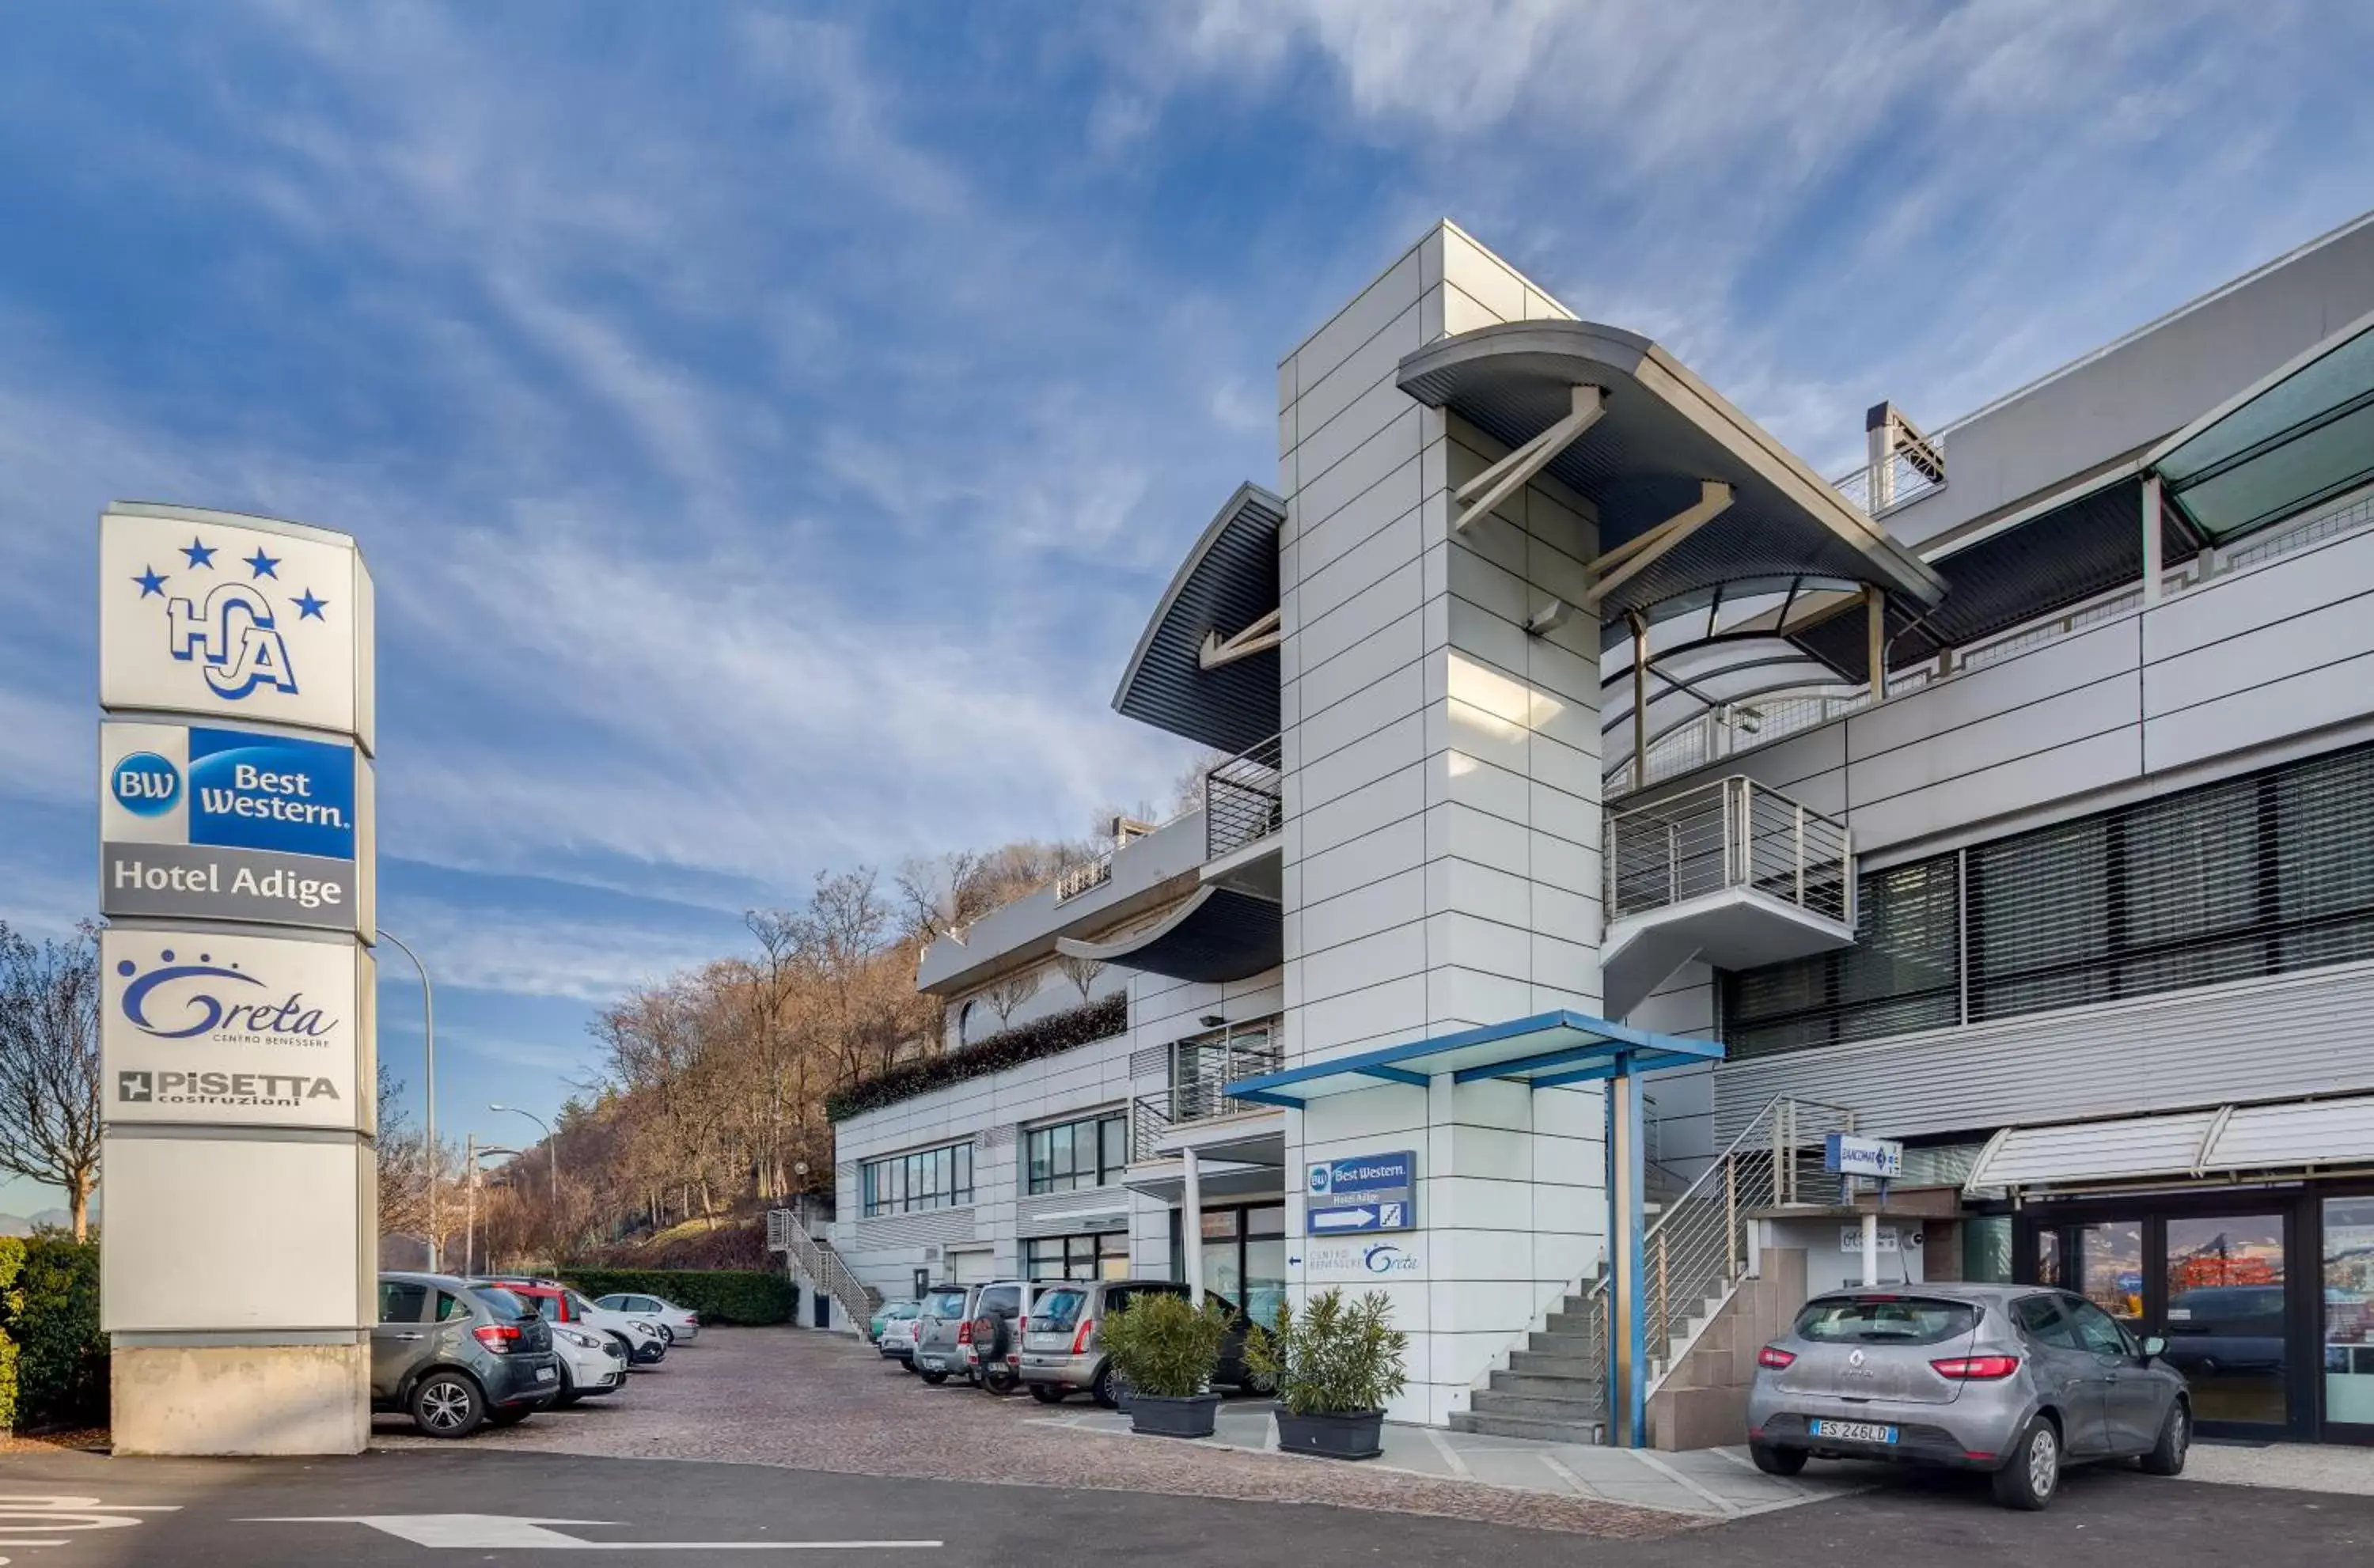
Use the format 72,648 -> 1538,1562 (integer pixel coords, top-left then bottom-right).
1303,1149 -> 1414,1235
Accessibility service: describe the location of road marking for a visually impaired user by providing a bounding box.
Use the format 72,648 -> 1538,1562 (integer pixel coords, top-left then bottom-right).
1420,1428 -> 1473,1479
0,1495 -> 180,1563
248,1515 -> 940,1551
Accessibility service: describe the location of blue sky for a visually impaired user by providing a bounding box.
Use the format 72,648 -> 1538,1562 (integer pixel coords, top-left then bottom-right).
4,1 -> 2372,1208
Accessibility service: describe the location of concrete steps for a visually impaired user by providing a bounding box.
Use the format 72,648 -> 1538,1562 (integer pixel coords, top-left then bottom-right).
1450,1408 -> 1606,1444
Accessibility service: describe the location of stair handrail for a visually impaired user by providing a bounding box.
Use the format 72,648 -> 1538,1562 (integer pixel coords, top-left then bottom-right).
769,1206 -> 879,1331
1577,1094 -> 1858,1395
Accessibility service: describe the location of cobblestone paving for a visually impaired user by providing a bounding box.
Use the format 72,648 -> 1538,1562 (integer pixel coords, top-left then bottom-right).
376,1326 -> 1693,1539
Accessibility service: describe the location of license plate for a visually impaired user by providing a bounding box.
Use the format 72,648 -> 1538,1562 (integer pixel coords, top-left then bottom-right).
920,1356 -> 944,1372
535,1366 -> 556,1382
1810,1418 -> 1894,1444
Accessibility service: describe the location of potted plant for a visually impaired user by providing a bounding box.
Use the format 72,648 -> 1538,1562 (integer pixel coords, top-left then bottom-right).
1245,1287 -> 1408,1460
1098,1291 -> 1231,1438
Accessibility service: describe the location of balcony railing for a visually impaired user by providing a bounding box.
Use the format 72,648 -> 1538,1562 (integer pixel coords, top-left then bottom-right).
1605,775 -> 1851,927
1205,733 -> 1283,861
1129,1028 -> 1284,1160
1052,852 -> 1113,903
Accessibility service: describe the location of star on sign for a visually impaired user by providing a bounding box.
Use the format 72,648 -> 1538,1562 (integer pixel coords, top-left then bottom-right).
131,566 -> 169,598
245,548 -> 280,579
180,537 -> 217,569
293,588 -> 329,621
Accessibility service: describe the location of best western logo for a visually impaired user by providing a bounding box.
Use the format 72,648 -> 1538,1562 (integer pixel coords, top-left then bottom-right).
117,1070 -> 339,1108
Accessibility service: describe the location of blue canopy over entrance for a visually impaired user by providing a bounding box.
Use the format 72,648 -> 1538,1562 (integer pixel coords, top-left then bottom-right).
1225,1010 -> 1725,1447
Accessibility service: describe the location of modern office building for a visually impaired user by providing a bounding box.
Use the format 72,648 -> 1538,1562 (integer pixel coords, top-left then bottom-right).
815,210 -> 2374,1449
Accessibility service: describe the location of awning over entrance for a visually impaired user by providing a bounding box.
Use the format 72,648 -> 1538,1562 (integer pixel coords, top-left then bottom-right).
1055,884 -> 1280,984
1966,1093 -> 2374,1195
1110,482 -> 1286,755
1223,1010 -> 1724,1108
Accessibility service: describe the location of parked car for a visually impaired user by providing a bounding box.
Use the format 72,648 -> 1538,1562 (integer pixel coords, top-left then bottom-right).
1018,1281 -> 1258,1407
959,1279 -> 1042,1394
594,1291 -> 703,1344
867,1297 -> 920,1345
878,1307 -> 925,1370
908,1284 -> 983,1385
548,1318 -> 628,1404
1746,1285 -> 2190,1510
476,1277 -> 669,1366
372,1272 -> 560,1438
2164,1283 -> 2287,1374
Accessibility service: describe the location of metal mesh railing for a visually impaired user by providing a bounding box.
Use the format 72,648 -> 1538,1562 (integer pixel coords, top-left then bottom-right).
1128,1028 -> 1284,1159
1206,733 -> 1283,861
768,1206 -> 879,1330
1053,852 -> 1113,903
1605,776 -> 1851,926
1834,435 -> 1947,516
1580,1096 -> 1859,1392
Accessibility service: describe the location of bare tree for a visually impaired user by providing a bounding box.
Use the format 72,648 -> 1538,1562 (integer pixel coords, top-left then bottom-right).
1055,952 -> 1107,1002
981,967 -> 1041,1028
0,922 -> 103,1240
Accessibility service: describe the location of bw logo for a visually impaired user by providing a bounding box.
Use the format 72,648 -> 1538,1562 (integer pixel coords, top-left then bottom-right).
119,1071 -> 154,1102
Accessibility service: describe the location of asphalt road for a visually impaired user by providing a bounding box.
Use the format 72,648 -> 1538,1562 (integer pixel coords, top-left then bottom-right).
0,1445 -> 2370,1566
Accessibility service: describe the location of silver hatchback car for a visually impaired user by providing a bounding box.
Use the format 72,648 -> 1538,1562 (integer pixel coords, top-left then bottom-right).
1746,1284 -> 2190,1509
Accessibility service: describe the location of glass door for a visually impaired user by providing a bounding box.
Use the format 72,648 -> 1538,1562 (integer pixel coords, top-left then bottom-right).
2163,1213 -> 2290,1430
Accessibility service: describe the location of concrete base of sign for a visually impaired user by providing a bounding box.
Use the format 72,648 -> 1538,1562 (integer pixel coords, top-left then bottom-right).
111,1342 -> 369,1455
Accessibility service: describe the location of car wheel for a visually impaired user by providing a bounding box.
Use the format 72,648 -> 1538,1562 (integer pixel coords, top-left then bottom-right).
2141,1400 -> 2189,1476
607,1334 -> 635,1365
554,1365 -> 579,1407
487,1405 -> 534,1427
409,1370 -> 486,1438
1029,1384 -> 1067,1404
920,1369 -> 950,1385
1992,1415 -> 2061,1511
659,1324 -> 675,1346
1091,1362 -> 1119,1409
1749,1441 -> 1807,1477
984,1365 -> 1021,1396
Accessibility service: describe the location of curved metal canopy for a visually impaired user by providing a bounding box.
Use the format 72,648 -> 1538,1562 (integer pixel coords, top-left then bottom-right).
1112,483 -> 1285,755
1397,320 -> 1944,622
1601,633 -> 1860,774
1056,885 -> 1280,985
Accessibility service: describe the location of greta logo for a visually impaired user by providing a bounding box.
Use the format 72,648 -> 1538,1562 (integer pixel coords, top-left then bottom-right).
116,949 -> 338,1042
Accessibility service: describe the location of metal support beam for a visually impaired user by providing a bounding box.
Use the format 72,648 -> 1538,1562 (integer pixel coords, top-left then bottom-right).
1865,586 -> 1887,700
1629,611 -> 1649,791
2141,474 -> 2165,608
1586,481 -> 1734,610
1182,1146 -> 1204,1306
1451,385 -> 1604,534
1199,607 -> 1282,670
1608,1059 -> 1647,1448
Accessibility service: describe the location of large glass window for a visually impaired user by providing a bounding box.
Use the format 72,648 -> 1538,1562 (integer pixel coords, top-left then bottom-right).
861,1142 -> 975,1217
1724,742 -> 2374,1059
2167,1213 -> 2289,1428
1026,1112 -> 1128,1195
2324,1196 -> 2374,1427
1024,1231 -> 1128,1282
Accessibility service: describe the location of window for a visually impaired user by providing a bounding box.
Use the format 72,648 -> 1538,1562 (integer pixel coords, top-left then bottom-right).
1025,1113 -> 1128,1195
2014,1296 -> 2080,1350
1724,741 -> 2374,1059
379,1281 -> 428,1323
2065,1297 -> 2135,1358
1026,1232 -> 1128,1281
434,1291 -> 472,1322
863,1141 -> 976,1217
1792,1297 -> 1978,1345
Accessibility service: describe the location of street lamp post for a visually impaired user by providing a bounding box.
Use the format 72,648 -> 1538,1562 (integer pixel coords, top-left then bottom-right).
490,1104 -> 558,1202
462,1137 -> 519,1276
377,930 -> 438,1270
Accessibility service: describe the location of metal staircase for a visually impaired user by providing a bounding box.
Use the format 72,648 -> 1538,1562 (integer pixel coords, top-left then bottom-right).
1451,1096 -> 1856,1445
766,1207 -> 880,1332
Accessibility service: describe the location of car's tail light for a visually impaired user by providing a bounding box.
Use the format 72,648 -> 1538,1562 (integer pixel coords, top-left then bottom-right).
1071,1318 -> 1096,1355
1931,1355 -> 2021,1381
685,1313 -> 700,1326
1756,1346 -> 1796,1370
472,1324 -> 521,1354
957,1319 -> 973,1346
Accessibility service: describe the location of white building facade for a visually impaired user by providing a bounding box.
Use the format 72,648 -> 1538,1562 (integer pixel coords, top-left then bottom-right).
822,212 -> 2374,1449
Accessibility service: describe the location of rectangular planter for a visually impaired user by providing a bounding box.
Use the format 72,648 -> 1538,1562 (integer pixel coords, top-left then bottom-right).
1275,1409 -> 1385,1460
1128,1392 -> 1220,1439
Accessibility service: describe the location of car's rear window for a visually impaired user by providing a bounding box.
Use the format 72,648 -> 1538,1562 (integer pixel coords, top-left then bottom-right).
922,1290 -> 969,1317
1030,1289 -> 1089,1331
473,1286 -> 537,1322
1794,1296 -> 1978,1345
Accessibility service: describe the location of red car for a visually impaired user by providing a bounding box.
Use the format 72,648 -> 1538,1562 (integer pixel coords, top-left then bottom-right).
472,1277 -> 669,1365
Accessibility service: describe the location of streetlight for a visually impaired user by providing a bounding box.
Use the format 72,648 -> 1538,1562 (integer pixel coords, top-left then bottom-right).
462,1136 -> 520,1276
489,1103 -> 558,1201
377,930 -> 438,1270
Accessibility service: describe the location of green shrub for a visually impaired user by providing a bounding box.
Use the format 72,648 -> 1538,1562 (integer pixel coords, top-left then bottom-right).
556,1268 -> 797,1326
1098,1291 -> 1231,1399
1244,1288 -> 1408,1416
825,993 -> 1127,1121
3,1238 -> 104,1430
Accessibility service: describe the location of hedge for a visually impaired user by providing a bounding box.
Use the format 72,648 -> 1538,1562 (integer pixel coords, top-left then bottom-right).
0,1237 -> 105,1431
826,992 -> 1128,1121
558,1268 -> 798,1326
